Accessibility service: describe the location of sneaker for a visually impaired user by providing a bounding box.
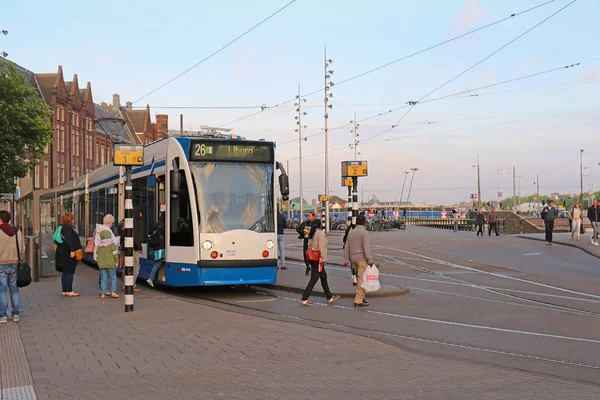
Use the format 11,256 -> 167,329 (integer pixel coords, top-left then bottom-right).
352,275 -> 357,284
12,315 -> 19,323
146,279 -> 154,288
591,237 -> 595,244
595,242 -> 599,246
0,317 -> 7,324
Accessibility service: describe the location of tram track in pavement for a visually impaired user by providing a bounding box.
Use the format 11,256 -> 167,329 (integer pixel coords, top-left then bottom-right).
159,283 -> 600,387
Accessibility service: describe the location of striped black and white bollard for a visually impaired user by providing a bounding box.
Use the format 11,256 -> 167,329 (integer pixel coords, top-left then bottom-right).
321,202 -> 326,228
352,177 -> 358,225
124,166 -> 134,312
347,186 -> 352,227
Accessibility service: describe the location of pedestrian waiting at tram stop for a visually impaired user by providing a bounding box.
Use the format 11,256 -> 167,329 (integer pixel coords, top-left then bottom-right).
94,214 -> 120,299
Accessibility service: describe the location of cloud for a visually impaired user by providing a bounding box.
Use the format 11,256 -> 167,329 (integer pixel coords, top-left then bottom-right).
451,0 -> 486,31
579,72 -> 600,81
524,56 -> 542,66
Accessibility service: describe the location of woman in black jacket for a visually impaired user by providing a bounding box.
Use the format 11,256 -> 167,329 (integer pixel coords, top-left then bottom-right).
475,210 -> 486,237
54,213 -> 83,297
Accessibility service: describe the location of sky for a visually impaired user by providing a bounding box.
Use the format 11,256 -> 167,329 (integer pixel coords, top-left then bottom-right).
3,0 -> 600,205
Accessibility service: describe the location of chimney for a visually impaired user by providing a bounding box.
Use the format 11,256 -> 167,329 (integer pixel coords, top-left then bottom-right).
155,114 -> 169,139
125,101 -> 132,110
112,93 -> 120,109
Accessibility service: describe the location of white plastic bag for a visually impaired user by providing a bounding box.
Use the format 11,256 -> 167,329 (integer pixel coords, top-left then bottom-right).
361,264 -> 380,292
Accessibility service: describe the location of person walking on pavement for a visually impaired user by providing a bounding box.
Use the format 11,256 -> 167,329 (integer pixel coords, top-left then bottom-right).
488,207 -> 499,236
475,210 -> 485,237
588,200 -> 600,245
541,200 -> 559,246
453,209 -> 460,232
53,213 -> 83,297
94,214 -> 120,299
132,207 -> 144,292
296,211 -> 315,275
343,215 -> 373,307
0,210 -> 23,323
571,203 -> 582,241
300,219 -> 340,306
343,211 -> 366,286
277,209 -> 287,270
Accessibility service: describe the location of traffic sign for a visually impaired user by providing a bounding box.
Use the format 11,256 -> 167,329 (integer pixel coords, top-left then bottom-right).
319,195 -> 329,202
113,144 -> 144,166
497,191 -> 502,197
341,160 -> 368,177
470,194 -> 477,200
341,177 -> 353,187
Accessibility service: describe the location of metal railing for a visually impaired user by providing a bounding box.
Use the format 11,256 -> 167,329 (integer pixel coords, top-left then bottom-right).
403,218 -> 505,234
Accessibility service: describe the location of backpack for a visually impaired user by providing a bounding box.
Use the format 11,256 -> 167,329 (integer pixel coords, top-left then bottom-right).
148,222 -> 165,249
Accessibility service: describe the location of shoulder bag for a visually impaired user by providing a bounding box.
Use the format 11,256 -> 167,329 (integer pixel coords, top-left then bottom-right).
305,237 -> 321,262
15,233 -> 32,288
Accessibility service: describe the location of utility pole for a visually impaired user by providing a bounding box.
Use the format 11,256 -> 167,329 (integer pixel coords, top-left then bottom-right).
399,171 -> 410,206
536,175 -> 540,210
124,166 -> 134,312
350,112 -> 359,161
287,160 -> 291,218
496,169 -> 505,202
512,167 -> 516,212
324,44 -> 334,233
406,168 -> 419,207
180,114 -> 183,135
295,83 -> 307,222
580,149 -> 584,206
476,154 -> 481,209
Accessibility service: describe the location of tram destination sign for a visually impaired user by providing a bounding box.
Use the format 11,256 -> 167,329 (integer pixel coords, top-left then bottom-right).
113,144 -> 144,166
189,141 -> 273,162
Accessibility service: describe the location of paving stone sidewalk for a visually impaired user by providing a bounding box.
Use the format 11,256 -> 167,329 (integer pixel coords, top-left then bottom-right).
2,265 -> 600,399
519,232 -> 600,259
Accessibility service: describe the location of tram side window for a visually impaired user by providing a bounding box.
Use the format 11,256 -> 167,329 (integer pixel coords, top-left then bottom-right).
132,177 -> 148,246
170,170 -> 193,247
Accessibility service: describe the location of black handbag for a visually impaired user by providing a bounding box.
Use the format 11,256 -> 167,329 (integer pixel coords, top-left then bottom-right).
15,233 -> 32,288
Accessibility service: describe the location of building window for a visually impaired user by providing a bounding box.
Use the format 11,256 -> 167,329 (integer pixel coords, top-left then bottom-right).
34,165 -> 40,189
43,162 -> 49,189
72,166 -> 76,179
60,107 -> 65,122
101,146 -> 105,166
61,163 -> 65,185
60,126 -> 65,153
75,166 -> 80,178
55,106 -> 60,121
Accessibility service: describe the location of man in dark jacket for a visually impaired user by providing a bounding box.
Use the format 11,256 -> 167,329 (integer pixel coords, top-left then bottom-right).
588,200 -> 599,245
277,210 -> 287,270
541,200 -> 559,245
296,211 -> 315,275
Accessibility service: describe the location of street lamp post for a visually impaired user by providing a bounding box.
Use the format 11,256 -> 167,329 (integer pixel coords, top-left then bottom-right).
323,44 -> 334,233
496,169 -> 506,201
294,84 -> 307,222
405,168 -> 419,207
399,171 -> 410,206
471,154 -> 481,209
517,174 -> 527,208
580,150 -> 584,206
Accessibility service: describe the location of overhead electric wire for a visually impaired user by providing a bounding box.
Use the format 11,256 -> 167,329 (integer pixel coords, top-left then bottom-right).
217,0 -> 556,128
361,0 -> 578,144
131,105 -> 266,110
276,57 -> 591,147
132,0 -> 297,104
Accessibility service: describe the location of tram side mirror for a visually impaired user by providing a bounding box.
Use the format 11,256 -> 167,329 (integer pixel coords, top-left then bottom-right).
170,170 -> 181,198
279,174 -> 289,201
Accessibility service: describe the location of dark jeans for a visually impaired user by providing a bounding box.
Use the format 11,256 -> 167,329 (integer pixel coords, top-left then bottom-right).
545,220 -> 554,242
476,223 -> 483,236
302,240 -> 310,268
61,271 -> 74,292
489,222 -> 499,236
301,260 -> 332,300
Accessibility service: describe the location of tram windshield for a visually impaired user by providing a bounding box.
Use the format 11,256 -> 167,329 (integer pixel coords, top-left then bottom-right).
190,162 -> 274,233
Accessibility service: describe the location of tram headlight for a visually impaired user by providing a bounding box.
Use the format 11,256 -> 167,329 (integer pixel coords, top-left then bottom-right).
202,240 -> 213,250
265,239 -> 275,249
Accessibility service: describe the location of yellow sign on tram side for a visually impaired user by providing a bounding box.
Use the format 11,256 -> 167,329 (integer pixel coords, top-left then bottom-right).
113,144 -> 144,166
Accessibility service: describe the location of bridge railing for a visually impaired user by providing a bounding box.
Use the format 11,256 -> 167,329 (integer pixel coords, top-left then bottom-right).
402,218 -> 506,234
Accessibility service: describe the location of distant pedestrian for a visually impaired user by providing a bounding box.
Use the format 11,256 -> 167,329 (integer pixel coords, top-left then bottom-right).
277,209 -> 287,270
453,209 -> 459,232
147,213 -> 166,288
475,210 -> 485,237
343,215 -> 373,307
588,200 -> 599,246
296,211 -> 315,275
571,203 -> 582,241
488,207 -> 499,236
541,200 -> 559,246
0,210 -> 24,323
300,219 -> 340,306
53,213 -> 83,297
94,214 -> 120,299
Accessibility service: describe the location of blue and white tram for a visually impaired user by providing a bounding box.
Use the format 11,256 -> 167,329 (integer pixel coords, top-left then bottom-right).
59,136 -> 289,287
